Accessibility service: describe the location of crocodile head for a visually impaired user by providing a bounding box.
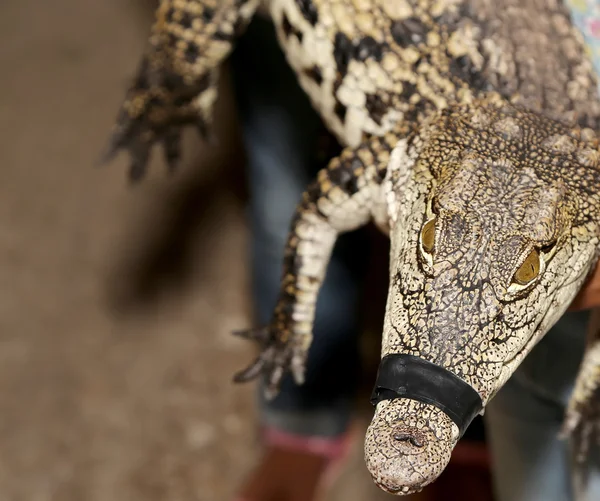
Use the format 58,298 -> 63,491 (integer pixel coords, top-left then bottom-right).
365,101 -> 600,495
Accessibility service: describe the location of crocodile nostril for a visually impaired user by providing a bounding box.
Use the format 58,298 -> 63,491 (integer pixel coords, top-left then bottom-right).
394,432 -> 425,448
390,426 -> 428,453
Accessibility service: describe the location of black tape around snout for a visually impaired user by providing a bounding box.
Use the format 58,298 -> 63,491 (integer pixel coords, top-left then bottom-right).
370,354 -> 483,438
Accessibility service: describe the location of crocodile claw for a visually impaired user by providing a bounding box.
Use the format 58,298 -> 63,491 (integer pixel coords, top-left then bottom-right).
232,326 -> 270,343
98,117 -> 155,182
162,127 -> 183,175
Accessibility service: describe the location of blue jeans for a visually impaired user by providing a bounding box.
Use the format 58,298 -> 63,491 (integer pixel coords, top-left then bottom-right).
229,16 -> 600,501
485,311 -> 600,501
230,17 -> 368,438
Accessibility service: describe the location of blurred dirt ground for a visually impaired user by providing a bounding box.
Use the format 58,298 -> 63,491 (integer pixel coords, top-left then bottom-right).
0,1 -> 401,500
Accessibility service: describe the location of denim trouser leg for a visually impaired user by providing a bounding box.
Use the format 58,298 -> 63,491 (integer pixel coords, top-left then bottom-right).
230,17 -> 367,438
485,311 -> 600,501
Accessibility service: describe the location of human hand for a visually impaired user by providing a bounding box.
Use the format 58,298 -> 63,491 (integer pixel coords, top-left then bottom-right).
569,262 -> 600,311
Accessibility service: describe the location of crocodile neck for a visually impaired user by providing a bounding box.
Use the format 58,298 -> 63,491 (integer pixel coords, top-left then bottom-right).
461,0 -> 600,127
270,0 -> 600,147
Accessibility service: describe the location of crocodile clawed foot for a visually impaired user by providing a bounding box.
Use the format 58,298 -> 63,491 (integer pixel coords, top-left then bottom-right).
561,402 -> 600,465
232,326 -> 307,400
100,55 -> 218,180
561,339 -> 600,468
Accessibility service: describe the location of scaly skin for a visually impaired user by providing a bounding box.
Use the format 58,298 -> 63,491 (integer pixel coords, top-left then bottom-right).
103,0 -> 600,495
101,0 -> 261,180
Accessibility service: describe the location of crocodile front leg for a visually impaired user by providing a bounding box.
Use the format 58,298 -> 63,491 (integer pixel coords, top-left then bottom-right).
101,0 -> 260,180
562,309 -> 600,467
233,133 -> 399,399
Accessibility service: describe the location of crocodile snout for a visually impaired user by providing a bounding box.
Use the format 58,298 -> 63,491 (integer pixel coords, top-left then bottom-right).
364,399 -> 459,495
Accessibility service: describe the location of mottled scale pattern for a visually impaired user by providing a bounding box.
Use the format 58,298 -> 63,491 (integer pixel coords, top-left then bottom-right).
103,0 -> 600,496
384,103 -> 600,399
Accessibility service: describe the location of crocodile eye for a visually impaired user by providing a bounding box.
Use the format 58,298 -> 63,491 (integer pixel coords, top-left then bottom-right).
513,249 -> 540,285
421,219 -> 436,253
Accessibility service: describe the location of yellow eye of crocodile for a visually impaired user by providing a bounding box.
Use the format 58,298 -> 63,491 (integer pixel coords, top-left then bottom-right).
513,249 -> 540,285
421,219 -> 436,253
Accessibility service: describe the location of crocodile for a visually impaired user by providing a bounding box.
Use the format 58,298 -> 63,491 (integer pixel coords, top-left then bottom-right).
102,0 -> 600,495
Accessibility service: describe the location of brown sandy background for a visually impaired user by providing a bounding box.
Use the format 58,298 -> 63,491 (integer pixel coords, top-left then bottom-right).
0,1 -> 405,500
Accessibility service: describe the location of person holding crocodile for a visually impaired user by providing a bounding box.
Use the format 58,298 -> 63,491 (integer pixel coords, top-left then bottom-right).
102,0 -> 600,499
